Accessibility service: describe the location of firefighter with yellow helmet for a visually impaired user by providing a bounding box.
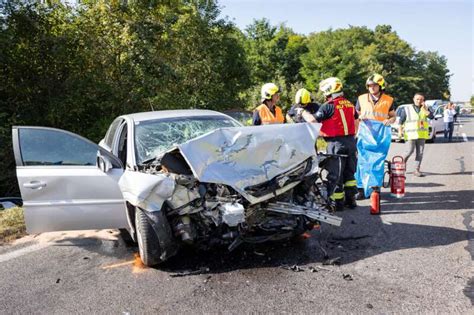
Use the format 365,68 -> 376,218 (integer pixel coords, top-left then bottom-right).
252,83 -> 285,125
355,73 -> 396,199
356,73 -> 396,125
286,88 -> 320,123
316,77 -> 358,211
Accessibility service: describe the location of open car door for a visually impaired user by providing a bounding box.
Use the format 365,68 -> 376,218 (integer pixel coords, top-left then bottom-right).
12,126 -> 128,233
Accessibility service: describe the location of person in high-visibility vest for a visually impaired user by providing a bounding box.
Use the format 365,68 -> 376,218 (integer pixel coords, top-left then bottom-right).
286,88 -> 320,123
252,83 -> 285,125
398,93 -> 434,177
316,77 -> 358,211
355,73 -> 396,199
356,74 -> 396,124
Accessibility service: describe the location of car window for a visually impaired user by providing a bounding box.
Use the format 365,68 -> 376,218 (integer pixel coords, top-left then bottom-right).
135,115 -> 240,164
104,118 -> 123,148
19,128 -> 98,166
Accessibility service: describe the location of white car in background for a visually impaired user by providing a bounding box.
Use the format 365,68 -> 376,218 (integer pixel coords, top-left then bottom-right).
391,104 -> 446,143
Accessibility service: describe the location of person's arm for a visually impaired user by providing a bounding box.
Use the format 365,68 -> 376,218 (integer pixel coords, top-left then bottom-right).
398,108 -> 406,138
383,102 -> 396,125
355,99 -> 361,115
252,110 -> 261,125
315,103 -> 334,123
302,109 -> 317,123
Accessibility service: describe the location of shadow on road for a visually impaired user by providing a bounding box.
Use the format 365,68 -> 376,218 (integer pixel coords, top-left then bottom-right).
41,191 -> 472,282
404,182 -> 445,188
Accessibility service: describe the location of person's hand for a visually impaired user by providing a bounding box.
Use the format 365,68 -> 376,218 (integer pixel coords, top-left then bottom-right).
383,119 -> 391,126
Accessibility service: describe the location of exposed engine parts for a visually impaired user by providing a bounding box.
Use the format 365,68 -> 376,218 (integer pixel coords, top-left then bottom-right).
137,150 -> 340,252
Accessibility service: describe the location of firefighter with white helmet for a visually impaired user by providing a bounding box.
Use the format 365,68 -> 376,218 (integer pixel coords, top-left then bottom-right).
316,77 -> 358,211
252,83 -> 285,125
286,88 -> 320,123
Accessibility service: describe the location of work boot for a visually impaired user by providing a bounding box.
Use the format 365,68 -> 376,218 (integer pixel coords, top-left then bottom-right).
344,194 -> 357,209
355,188 -> 367,200
329,199 -> 345,212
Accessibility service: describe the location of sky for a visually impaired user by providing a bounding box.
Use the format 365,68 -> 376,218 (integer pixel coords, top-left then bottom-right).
218,0 -> 473,101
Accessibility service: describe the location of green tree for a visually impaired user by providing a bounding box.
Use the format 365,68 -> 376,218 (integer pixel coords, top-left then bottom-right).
301,25 -> 450,105
0,0 -> 250,196
414,51 -> 451,100
241,19 -> 308,108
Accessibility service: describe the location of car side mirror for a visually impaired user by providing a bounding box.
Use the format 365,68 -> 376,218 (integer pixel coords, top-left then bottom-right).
97,154 -> 113,173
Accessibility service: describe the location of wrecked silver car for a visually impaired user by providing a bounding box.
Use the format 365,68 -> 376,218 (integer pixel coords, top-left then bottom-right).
13,110 -> 341,266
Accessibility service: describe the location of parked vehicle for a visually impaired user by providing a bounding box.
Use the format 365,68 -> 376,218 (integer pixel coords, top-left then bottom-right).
391,104 -> 445,143
13,110 -> 340,266
222,109 -> 253,126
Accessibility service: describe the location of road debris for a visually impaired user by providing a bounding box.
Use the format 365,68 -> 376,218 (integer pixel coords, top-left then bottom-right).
170,267 -> 210,277
366,303 -> 374,309
55,278 -> 60,284
203,275 -> 212,283
343,273 -> 353,281
323,257 -> 341,265
253,251 -> 265,256
281,264 -> 305,272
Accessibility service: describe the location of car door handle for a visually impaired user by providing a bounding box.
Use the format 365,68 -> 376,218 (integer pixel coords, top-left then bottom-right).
23,181 -> 47,189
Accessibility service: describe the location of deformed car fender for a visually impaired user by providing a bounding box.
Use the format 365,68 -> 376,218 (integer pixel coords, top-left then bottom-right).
118,170 -> 175,211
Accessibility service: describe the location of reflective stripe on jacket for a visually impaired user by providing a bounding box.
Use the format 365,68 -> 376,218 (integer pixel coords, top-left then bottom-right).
358,93 -> 393,122
403,105 -> 430,140
255,104 -> 284,124
320,96 -> 356,137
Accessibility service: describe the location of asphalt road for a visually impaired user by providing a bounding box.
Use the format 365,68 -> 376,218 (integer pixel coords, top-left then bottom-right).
1,116 -> 473,314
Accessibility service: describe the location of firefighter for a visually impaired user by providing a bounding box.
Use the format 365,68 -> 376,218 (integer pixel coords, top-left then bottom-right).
252,83 -> 285,125
356,73 -> 396,125
355,73 -> 396,199
286,88 -> 320,123
316,77 -> 358,211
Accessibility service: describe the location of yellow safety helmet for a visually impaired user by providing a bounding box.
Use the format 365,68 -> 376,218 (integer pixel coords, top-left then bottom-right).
366,73 -> 386,90
261,83 -> 280,101
295,88 -> 312,105
319,77 -> 343,97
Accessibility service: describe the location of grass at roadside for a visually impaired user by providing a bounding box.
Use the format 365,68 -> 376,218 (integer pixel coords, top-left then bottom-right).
0,207 -> 26,244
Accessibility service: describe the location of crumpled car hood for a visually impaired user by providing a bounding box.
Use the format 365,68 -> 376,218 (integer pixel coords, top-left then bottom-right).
177,123 -> 321,200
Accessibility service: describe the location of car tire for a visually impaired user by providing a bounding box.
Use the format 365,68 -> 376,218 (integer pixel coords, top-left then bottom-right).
135,208 -> 162,266
427,131 -> 436,143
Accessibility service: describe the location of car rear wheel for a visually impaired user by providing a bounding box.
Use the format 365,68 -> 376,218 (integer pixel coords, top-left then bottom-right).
136,208 -> 162,266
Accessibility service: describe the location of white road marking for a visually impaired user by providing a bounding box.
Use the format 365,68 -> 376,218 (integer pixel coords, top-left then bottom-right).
0,243 -> 48,263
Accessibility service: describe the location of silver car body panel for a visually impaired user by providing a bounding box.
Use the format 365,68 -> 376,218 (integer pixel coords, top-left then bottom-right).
17,167 -> 128,233
12,126 -> 129,234
177,123 -> 321,204
118,170 -> 175,212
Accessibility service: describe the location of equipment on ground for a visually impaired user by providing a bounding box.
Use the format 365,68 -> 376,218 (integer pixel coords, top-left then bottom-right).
389,156 -> 406,198
370,186 -> 381,215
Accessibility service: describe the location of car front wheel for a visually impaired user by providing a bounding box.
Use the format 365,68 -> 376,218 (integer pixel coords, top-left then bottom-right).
427,130 -> 436,143
135,208 -> 162,266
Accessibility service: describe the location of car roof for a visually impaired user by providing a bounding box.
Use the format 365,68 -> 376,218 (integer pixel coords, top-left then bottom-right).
121,109 -> 232,123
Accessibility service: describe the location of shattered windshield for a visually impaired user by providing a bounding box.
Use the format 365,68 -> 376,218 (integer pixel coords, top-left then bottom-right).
135,115 -> 240,164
